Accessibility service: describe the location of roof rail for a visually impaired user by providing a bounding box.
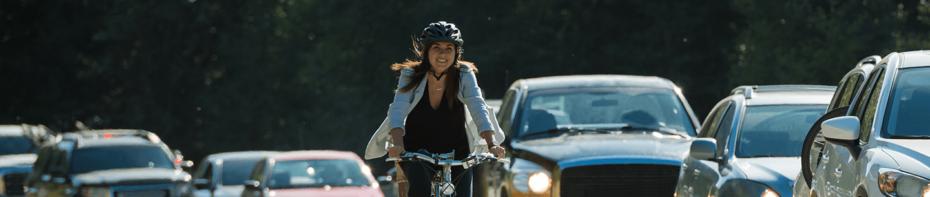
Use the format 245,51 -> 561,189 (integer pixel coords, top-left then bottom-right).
731,85 -> 837,99
856,55 -> 882,67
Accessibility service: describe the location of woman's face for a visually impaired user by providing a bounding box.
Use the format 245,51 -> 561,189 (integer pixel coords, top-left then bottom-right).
428,41 -> 456,71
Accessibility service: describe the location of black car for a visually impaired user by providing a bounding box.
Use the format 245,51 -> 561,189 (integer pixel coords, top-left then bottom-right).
191,151 -> 278,197
1,124 -> 56,197
24,129 -> 194,197
478,75 -> 702,197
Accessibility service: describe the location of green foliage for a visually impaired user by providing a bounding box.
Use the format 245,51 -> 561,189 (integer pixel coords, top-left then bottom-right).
1,0 -> 928,169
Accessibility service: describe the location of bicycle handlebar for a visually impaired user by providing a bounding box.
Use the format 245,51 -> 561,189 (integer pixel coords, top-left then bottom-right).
386,152 -> 510,169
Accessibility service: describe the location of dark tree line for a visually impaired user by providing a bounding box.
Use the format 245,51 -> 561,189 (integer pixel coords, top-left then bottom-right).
2,0 -> 928,170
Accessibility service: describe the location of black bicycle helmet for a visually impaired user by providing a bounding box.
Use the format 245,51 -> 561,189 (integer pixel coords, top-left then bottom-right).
418,21 -> 464,47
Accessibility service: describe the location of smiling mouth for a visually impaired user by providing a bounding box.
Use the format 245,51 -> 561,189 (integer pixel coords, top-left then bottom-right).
437,59 -> 448,63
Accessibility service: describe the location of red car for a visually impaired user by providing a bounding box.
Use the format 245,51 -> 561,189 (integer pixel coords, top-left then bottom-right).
241,150 -> 384,197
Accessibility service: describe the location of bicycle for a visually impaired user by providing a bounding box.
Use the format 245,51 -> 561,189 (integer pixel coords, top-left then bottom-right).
387,150 -> 510,197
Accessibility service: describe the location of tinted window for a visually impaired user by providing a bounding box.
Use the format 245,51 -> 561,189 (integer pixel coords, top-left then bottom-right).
699,102 -> 731,138
882,67 -> 930,138
222,159 -> 261,185
267,159 -> 371,189
0,136 -> 37,156
736,105 -> 827,157
517,87 -> 696,137
836,74 -> 863,109
248,159 -> 267,182
858,68 -> 887,142
714,103 -> 737,157
70,146 -> 175,174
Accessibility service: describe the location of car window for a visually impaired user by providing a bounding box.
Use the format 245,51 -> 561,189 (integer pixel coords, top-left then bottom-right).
517,87 -> 696,137
222,159 -> 262,186
836,74 -> 863,109
69,146 -> 175,174
699,102 -> 731,138
0,136 -> 37,156
498,90 -> 518,136
267,159 -> 371,189
736,105 -> 828,157
882,67 -> 930,138
248,158 -> 267,182
193,158 -> 212,180
713,102 -> 737,157
857,67 -> 887,142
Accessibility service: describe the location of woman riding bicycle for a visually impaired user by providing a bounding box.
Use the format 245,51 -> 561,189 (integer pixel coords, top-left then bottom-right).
364,21 -> 506,197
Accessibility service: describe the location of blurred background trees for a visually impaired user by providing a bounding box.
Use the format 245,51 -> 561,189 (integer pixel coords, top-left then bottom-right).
2,0 -> 928,171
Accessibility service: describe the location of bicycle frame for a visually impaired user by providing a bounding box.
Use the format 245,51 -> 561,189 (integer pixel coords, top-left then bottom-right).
387,151 -> 509,197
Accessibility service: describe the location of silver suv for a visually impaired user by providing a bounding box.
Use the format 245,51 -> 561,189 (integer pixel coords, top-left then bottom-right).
675,85 -> 834,197
810,50 -> 930,197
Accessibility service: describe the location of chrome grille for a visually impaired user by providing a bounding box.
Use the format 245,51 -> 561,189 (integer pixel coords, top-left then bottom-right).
115,189 -> 168,197
560,164 -> 679,196
3,173 -> 28,195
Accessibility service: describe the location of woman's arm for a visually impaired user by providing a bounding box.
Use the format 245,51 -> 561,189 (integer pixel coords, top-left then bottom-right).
459,65 -> 506,158
388,67 -> 416,158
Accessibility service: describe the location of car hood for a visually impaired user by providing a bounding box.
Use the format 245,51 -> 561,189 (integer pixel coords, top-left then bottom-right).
73,168 -> 190,186
881,139 -> 930,177
513,133 -> 692,165
269,187 -> 383,197
0,154 -> 37,168
735,157 -> 800,183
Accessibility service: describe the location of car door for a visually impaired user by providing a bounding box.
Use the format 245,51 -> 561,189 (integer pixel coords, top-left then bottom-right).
679,101 -> 732,196
821,66 -> 886,196
694,102 -> 737,197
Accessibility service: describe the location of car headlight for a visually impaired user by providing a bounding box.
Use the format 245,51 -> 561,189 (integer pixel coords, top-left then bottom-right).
719,179 -> 779,197
510,158 -> 551,194
878,169 -> 930,197
527,172 -> 551,193
80,186 -> 111,197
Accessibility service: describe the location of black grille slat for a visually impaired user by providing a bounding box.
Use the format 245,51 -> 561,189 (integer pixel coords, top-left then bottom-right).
3,173 -> 28,195
560,164 -> 679,197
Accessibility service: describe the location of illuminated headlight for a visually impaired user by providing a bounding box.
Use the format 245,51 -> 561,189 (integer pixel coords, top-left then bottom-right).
81,186 -> 111,197
528,172 -> 551,193
878,169 -> 930,197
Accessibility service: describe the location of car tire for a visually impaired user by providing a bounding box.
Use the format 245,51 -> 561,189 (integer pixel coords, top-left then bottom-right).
801,106 -> 849,186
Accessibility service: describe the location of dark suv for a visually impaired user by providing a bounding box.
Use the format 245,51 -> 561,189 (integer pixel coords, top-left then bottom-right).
24,130 -> 194,197
1,124 -> 56,197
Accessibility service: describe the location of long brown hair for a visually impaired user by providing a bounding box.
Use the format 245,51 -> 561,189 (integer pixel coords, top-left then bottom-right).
391,41 -> 477,109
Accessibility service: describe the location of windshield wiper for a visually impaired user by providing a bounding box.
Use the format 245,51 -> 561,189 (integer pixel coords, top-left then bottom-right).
618,125 -> 689,138
889,135 -> 930,139
521,128 -> 612,138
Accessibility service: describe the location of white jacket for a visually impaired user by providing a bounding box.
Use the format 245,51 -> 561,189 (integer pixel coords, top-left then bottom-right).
364,64 -> 505,160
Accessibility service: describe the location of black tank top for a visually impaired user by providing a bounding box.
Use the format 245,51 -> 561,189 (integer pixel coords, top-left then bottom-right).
403,82 -> 469,159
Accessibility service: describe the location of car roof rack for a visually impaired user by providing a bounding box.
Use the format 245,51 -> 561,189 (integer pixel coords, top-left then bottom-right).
731,85 -> 836,99
857,55 -> 882,68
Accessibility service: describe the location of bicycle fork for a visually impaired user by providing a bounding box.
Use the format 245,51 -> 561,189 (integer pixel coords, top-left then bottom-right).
431,165 -> 455,197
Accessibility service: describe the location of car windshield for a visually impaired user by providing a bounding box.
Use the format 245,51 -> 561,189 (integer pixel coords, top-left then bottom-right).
882,67 -> 930,138
516,87 -> 696,138
266,159 -> 371,189
70,146 -> 175,174
0,136 -> 37,156
221,159 -> 261,185
736,105 -> 827,158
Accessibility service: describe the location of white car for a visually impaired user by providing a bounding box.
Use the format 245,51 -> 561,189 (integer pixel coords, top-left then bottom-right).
810,50 -> 930,197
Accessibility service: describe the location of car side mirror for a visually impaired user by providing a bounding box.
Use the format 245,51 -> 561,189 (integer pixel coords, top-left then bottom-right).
821,116 -> 860,141
377,175 -> 392,185
180,160 -> 194,168
690,138 -> 717,161
193,178 -> 211,190
244,180 -> 260,189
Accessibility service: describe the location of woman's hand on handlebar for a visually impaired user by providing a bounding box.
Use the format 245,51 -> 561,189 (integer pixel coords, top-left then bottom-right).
489,145 -> 506,159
